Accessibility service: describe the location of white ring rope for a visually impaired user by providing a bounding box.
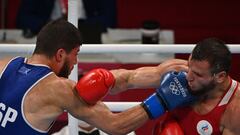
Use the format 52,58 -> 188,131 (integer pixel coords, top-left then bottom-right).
1,44 -> 240,53
104,102 -> 141,112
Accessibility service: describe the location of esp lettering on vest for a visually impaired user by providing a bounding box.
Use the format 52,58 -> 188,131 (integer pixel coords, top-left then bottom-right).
0,103 -> 18,127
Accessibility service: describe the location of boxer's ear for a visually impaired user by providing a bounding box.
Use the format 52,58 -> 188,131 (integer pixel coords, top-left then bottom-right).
55,48 -> 66,62
214,71 -> 227,83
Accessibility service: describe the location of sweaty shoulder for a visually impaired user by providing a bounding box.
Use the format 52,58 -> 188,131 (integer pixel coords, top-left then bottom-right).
34,74 -> 77,107
41,74 -> 76,94
23,74 -> 78,128
221,83 -> 240,133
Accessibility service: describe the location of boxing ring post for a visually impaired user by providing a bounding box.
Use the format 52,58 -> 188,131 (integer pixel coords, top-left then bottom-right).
67,0 -> 80,134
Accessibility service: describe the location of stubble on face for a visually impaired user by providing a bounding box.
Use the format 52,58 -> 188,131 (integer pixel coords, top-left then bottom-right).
189,79 -> 216,96
58,59 -> 71,78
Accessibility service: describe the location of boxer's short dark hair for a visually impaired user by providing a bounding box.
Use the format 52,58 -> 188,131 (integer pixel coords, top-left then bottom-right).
34,19 -> 82,57
191,38 -> 231,74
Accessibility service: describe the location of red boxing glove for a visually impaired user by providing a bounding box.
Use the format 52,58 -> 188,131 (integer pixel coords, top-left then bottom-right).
154,117 -> 184,135
76,68 -> 115,105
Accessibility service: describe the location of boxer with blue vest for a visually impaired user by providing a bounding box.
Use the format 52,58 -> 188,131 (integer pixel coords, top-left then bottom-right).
0,19 -> 195,135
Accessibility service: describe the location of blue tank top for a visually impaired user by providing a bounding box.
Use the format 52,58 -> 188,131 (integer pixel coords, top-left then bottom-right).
0,57 -> 53,135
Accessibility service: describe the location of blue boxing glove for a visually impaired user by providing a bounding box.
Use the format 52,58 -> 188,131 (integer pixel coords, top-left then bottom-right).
142,71 -> 196,119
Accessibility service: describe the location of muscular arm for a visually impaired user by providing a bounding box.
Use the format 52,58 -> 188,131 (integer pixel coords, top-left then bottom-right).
61,81 -> 148,135
79,102 -> 148,135
221,87 -> 240,135
57,59 -> 187,134
110,59 -> 188,94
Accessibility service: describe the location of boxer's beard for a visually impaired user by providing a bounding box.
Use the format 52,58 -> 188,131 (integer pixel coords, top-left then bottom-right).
190,80 -> 216,96
58,59 -> 71,78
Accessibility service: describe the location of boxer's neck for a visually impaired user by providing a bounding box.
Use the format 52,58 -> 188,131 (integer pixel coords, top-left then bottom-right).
193,76 -> 231,114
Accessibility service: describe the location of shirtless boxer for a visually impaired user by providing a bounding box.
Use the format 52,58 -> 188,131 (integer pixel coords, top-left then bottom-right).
0,19 -> 194,135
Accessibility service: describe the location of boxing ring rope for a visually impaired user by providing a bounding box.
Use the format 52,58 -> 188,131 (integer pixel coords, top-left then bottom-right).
1,44 -> 240,54
104,102 -> 141,112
